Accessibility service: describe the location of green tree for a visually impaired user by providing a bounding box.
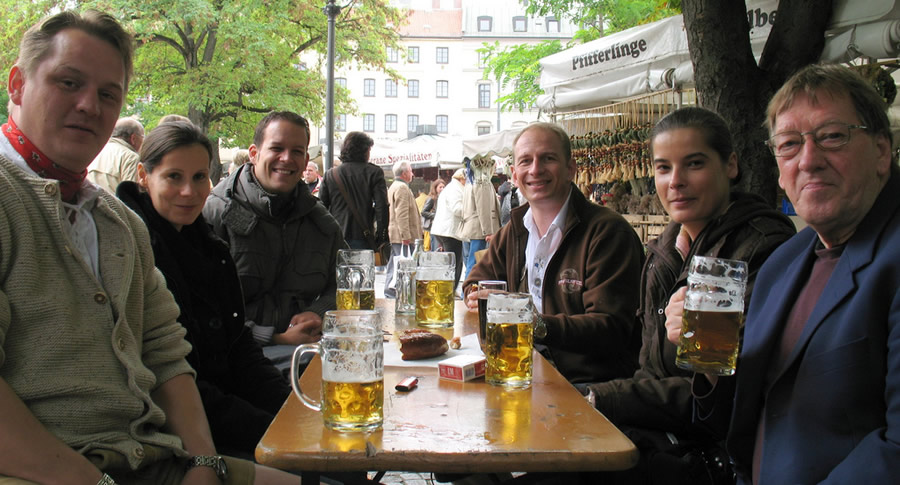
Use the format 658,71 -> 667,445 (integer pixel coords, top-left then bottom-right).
2,1 -> 404,182
92,0 -> 404,180
479,0 -> 680,113
480,40 -> 564,113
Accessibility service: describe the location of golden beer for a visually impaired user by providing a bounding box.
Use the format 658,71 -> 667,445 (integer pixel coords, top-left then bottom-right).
415,279 -> 454,327
321,379 -> 384,431
676,310 -> 744,375
485,321 -> 533,388
336,289 -> 376,310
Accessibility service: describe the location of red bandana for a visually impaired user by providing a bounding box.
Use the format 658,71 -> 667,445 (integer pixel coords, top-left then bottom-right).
2,117 -> 86,202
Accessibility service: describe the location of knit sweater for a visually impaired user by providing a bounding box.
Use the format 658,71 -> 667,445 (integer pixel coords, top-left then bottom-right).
0,154 -> 194,470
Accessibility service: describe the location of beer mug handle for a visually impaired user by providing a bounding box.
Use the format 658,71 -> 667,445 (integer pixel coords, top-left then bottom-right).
291,343 -> 322,411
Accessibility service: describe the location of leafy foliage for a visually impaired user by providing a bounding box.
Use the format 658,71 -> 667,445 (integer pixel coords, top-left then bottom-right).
1,0 -> 404,148
89,0 -> 404,147
479,40 -> 563,113
480,0 -> 681,112
527,0 -> 680,41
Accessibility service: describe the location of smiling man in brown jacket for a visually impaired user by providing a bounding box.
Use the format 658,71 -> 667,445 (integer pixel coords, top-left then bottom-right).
464,123 -> 644,384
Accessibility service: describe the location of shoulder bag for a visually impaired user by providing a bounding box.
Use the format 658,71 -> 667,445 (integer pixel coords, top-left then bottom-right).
333,168 -> 391,266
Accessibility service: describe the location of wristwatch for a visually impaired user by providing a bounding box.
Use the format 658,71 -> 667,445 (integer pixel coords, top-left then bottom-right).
96,474 -> 118,485
534,313 -> 548,340
186,455 -> 228,481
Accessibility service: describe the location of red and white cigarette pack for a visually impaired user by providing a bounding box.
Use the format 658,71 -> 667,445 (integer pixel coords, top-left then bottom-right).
438,355 -> 486,382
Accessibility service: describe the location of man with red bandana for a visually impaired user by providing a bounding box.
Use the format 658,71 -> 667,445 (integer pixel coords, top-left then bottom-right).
0,10 -> 297,485
464,122 -> 645,384
204,111 -> 346,373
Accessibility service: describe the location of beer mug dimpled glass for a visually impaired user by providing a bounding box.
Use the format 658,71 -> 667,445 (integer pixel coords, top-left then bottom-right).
291,310 -> 384,431
485,292 -> 534,389
336,249 -> 375,310
415,251 -> 455,327
676,256 -> 748,376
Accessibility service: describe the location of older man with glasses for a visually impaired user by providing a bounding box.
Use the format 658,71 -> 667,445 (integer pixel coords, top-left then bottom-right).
666,63 -> 900,484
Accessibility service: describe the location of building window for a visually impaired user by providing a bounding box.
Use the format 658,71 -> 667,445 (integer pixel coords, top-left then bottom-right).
364,79 -> 375,97
513,16 -> 527,32
387,47 -> 398,63
363,114 -> 375,132
477,124 -> 490,136
546,17 -> 560,33
336,77 -> 347,89
436,115 -> 448,134
408,115 -> 419,134
408,46 -> 419,63
436,47 -> 449,64
436,80 -> 449,98
477,51 -> 489,68
408,79 -> 419,98
478,16 -> 492,32
385,79 -> 398,97
336,114 -> 347,132
385,114 -> 397,133
478,84 -> 491,108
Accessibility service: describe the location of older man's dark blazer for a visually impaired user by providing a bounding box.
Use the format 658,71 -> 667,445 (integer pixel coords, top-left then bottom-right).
702,167 -> 900,484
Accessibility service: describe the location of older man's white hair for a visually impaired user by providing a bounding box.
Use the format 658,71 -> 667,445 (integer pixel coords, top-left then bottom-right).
392,160 -> 411,178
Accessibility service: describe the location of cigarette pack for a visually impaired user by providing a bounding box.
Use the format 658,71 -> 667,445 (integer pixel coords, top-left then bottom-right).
438,355 -> 486,382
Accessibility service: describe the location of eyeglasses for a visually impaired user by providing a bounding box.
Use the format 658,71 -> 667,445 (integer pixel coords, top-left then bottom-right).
765,122 -> 867,158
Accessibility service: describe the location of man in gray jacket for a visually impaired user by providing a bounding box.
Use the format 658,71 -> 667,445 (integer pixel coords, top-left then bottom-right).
204,111 -> 346,369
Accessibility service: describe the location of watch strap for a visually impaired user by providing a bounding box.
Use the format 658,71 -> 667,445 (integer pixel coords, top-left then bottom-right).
96,474 -> 118,485
186,455 -> 228,480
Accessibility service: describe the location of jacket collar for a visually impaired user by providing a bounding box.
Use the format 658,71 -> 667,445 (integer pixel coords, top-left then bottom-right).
768,166 -> 900,383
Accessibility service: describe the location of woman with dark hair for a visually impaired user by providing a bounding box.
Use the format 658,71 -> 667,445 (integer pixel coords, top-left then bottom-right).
421,178 -> 445,251
583,107 -> 796,484
116,121 -> 290,458
319,131 -> 389,251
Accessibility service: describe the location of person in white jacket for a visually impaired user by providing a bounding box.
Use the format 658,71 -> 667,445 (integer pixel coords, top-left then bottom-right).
430,168 -> 466,293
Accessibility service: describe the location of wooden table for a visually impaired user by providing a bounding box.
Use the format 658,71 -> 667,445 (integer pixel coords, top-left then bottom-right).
256,300 -> 638,476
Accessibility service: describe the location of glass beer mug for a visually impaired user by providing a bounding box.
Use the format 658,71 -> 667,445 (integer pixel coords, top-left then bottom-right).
675,256 -> 748,376
414,251 -> 455,327
291,310 -> 384,431
336,249 -> 375,310
485,292 -> 535,389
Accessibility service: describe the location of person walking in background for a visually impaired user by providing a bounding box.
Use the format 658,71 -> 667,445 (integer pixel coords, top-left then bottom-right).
228,148 -> 249,177
303,160 -> 323,197
118,121 -> 291,459
498,178 -> 520,226
459,156 -> 500,279
431,168 -> 466,295
421,179 -> 445,251
319,131 -> 389,251
384,161 -> 423,298
86,116 -> 143,193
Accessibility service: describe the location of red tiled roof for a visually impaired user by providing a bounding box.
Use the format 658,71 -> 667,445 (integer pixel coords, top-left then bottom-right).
399,10 -> 462,38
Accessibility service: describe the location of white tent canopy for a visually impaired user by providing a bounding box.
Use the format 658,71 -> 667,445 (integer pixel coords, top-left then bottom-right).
462,125 -> 528,159
368,134 -> 463,170
538,0 -> 900,112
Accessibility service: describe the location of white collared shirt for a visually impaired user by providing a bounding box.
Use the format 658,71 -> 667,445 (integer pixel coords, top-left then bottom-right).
523,188 -> 573,313
0,135 -> 101,279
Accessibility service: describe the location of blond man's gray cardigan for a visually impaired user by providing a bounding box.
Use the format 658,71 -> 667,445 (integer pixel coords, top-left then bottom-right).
0,154 -> 194,470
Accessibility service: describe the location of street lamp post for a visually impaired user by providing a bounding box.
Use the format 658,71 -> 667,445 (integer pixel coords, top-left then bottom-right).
323,0 -> 341,171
